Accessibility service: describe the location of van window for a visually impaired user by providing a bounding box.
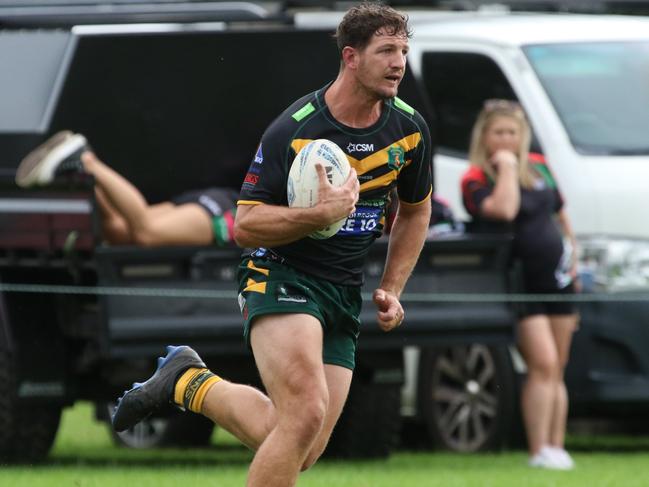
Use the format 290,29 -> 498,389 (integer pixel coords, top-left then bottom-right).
420,52 -> 516,156
525,41 -> 649,155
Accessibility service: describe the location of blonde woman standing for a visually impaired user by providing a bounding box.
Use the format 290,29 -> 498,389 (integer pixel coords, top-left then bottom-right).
461,99 -> 579,470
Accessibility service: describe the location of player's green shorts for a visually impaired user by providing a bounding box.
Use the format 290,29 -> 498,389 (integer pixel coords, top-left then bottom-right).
236,255 -> 362,370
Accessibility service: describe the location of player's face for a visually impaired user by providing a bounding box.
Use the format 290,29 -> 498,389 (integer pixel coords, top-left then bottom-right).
484,116 -> 522,155
356,29 -> 409,100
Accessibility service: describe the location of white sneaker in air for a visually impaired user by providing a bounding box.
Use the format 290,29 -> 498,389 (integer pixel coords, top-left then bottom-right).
15,131 -> 87,187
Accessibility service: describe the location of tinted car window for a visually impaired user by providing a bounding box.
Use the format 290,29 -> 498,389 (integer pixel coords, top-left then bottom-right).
420,52 -> 517,155
50,29 -> 340,201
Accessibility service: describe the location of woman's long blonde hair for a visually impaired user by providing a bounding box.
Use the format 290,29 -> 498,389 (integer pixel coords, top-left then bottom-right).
468,99 -> 535,189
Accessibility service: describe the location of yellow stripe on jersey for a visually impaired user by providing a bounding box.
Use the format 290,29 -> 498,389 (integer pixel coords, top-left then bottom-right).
354,133 -> 422,176
290,139 -> 315,156
359,158 -> 415,193
360,168 -> 398,192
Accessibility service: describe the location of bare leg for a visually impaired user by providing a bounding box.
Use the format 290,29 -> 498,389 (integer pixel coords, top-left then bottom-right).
200,337 -> 351,474
518,314 -> 559,455
302,363 -> 352,470
200,379 -> 276,450
81,151 -> 151,227
82,151 -> 212,246
131,204 -> 213,246
95,188 -> 132,244
548,314 -> 579,447
247,314 -> 329,487
198,314 -> 333,486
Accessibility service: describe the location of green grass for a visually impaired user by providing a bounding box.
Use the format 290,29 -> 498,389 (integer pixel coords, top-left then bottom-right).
1,403 -> 649,486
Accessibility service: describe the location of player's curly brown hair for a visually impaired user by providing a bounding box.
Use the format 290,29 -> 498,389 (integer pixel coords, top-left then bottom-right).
335,2 -> 411,53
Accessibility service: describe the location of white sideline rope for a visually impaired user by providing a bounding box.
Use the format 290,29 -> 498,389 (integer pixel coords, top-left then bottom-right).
0,282 -> 648,303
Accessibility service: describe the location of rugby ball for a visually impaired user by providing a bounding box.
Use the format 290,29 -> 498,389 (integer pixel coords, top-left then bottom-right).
287,139 -> 351,239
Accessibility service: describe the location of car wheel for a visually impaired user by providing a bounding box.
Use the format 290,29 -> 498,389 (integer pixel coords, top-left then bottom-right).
0,350 -> 61,463
418,344 -> 517,452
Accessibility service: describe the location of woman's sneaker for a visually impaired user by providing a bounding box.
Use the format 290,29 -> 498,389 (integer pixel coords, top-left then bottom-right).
528,445 -> 572,470
15,131 -> 87,187
549,446 -> 575,470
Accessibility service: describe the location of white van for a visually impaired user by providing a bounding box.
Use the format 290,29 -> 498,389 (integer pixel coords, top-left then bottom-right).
298,9 -> 649,451
406,12 -> 649,292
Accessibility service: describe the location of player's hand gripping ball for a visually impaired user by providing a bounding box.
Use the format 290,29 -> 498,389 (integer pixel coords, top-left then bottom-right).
287,139 -> 351,239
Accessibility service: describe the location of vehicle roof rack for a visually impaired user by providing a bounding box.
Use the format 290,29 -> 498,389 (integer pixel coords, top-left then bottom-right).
0,1 -> 285,28
427,0 -> 649,14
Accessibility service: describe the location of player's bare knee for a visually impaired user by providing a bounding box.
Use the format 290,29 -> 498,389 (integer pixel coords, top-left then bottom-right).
292,394 -> 327,442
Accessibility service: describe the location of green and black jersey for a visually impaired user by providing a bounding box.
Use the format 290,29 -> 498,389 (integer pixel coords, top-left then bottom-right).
238,84 -> 433,286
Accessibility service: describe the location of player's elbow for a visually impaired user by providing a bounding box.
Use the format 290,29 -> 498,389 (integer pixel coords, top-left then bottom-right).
233,224 -> 256,248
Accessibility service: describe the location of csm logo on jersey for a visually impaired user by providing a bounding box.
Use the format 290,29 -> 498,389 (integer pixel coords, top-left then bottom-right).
347,142 -> 374,153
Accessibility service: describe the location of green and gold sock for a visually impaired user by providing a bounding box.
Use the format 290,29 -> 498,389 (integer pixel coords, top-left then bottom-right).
174,367 -> 222,413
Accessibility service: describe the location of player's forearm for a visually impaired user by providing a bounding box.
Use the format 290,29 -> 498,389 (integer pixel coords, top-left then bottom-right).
233,203 -> 328,247
379,201 -> 431,297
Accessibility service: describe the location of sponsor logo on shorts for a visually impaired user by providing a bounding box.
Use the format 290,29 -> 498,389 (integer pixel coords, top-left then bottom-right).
277,295 -> 307,303
276,285 -> 307,304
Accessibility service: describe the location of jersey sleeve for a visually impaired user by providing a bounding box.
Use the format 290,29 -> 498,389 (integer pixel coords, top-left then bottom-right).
396,111 -> 433,205
461,166 -> 492,217
238,124 -> 293,206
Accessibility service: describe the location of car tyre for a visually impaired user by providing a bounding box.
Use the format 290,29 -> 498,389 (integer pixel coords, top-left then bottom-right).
0,350 -> 61,463
418,344 -> 518,452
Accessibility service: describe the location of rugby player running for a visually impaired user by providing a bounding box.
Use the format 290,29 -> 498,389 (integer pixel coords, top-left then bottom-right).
112,4 -> 433,486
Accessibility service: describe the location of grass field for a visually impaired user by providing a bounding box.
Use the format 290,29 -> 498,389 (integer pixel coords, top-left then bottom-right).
1,402 -> 649,486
